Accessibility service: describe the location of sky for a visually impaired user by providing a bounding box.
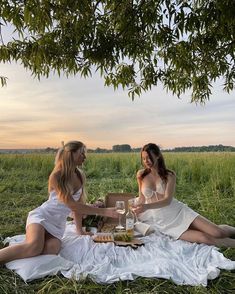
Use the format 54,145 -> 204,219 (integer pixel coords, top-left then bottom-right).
0,61 -> 234,150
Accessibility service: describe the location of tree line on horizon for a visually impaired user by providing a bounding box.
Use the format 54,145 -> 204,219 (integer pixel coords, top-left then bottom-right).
89,144 -> 235,153
0,144 -> 234,154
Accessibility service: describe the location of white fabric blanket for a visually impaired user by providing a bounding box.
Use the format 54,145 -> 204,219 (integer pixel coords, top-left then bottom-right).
5,223 -> 235,286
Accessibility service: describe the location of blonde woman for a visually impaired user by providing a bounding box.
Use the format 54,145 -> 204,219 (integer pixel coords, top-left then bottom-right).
0,141 -> 118,264
134,143 -> 235,248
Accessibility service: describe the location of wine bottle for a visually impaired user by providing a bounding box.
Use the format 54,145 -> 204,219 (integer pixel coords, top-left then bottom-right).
125,201 -> 134,238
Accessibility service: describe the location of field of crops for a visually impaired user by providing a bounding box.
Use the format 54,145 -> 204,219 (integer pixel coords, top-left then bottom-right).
0,152 -> 234,293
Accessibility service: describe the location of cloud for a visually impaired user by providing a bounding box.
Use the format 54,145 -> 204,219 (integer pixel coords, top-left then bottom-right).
0,63 -> 234,149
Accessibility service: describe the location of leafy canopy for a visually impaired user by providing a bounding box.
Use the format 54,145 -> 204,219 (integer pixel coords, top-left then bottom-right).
0,0 -> 234,103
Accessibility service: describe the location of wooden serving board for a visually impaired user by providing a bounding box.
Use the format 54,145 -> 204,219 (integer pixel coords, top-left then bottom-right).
114,239 -> 144,249
93,240 -> 114,243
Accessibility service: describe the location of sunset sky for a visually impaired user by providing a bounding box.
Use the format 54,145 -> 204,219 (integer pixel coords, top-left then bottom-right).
0,61 -> 234,150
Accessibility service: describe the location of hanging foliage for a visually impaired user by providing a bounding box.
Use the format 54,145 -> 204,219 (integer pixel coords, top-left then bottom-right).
0,0 -> 234,103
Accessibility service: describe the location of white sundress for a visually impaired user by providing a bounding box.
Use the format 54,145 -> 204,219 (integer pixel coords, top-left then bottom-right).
26,188 -> 82,240
139,179 -> 198,240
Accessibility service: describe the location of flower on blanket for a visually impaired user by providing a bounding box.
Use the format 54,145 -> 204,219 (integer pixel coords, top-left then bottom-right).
82,199 -> 105,232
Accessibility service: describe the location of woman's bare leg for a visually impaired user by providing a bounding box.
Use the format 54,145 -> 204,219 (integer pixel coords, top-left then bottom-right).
179,216 -> 235,247
218,225 -> 235,237
42,232 -> 61,255
0,224 -> 45,264
179,229 -> 235,248
189,215 -> 232,238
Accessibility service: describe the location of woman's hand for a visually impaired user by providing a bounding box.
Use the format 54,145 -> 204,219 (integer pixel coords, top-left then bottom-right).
105,207 -> 119,218
133,204 -> 146,215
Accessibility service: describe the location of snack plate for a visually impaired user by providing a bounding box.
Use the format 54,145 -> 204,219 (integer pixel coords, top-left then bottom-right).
92,233 -> 144,248
92,233 -> 114,243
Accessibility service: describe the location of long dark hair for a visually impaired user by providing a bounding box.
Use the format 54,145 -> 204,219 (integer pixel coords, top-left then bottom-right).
140,143 -> 173,182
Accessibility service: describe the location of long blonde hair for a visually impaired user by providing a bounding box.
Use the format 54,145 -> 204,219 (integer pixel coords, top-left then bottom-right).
51,140 -> 86,203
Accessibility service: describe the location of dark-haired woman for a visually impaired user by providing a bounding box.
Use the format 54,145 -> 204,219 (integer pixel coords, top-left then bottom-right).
134,143 -> 235,248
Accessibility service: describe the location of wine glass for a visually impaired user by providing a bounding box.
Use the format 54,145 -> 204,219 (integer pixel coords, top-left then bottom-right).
128,198 -> 140,223
115,200 -> 125,230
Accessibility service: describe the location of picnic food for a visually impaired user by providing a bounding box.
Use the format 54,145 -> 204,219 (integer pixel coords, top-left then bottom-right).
93,233 -> 114,242
113,232 -> 132,242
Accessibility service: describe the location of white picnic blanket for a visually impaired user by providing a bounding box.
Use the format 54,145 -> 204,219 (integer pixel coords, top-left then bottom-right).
5,223 -> 235,286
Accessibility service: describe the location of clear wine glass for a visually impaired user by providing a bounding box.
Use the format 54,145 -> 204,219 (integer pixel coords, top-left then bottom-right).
128,198 -> 140,223
115,201 -> 125,230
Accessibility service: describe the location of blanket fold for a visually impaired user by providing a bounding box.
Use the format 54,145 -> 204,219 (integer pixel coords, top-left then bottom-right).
5,223 -> 235,286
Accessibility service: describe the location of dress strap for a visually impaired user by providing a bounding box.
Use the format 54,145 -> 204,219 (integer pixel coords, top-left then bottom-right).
72,187 -> 83,201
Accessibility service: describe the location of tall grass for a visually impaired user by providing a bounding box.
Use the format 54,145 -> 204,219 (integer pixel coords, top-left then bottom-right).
0,152 -> 234,293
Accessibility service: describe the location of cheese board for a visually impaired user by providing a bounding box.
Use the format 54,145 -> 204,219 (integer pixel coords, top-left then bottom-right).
92,233 -> 144,248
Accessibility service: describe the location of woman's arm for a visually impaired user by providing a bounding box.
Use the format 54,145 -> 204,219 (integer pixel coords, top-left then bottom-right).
72,212 -> 93,235
67,199 -> 118,218
70,198 -> 90,236
135,172 -> 176,214
49,171 -> 118,219
136,170 -> 146,204
72,212 -> 83,235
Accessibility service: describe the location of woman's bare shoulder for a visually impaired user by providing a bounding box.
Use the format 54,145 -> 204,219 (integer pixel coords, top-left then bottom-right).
49,171 -> 60,189
49,170 -> 60,180
136,169 -> 145,178
167,171 -> 176,181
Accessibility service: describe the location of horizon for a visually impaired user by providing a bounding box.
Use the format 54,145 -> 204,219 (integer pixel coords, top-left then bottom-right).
0,143 -> 234,151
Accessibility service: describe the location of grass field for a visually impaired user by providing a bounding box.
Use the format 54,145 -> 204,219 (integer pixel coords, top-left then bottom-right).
0,152 -> 234,293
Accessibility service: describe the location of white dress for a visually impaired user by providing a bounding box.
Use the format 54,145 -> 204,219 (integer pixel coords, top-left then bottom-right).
26,188 -> 82,240
139,180 -> 198,240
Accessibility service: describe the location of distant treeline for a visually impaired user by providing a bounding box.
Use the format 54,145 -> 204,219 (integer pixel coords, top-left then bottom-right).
0,144 -> 234,154
88,144 -> 235,153
164,144 -> 235,152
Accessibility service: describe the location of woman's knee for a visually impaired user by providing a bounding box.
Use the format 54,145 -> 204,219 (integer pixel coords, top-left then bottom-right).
25,241 -> 44,257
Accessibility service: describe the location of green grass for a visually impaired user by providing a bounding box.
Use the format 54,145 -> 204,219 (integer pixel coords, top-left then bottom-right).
0,152 -> 234,293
